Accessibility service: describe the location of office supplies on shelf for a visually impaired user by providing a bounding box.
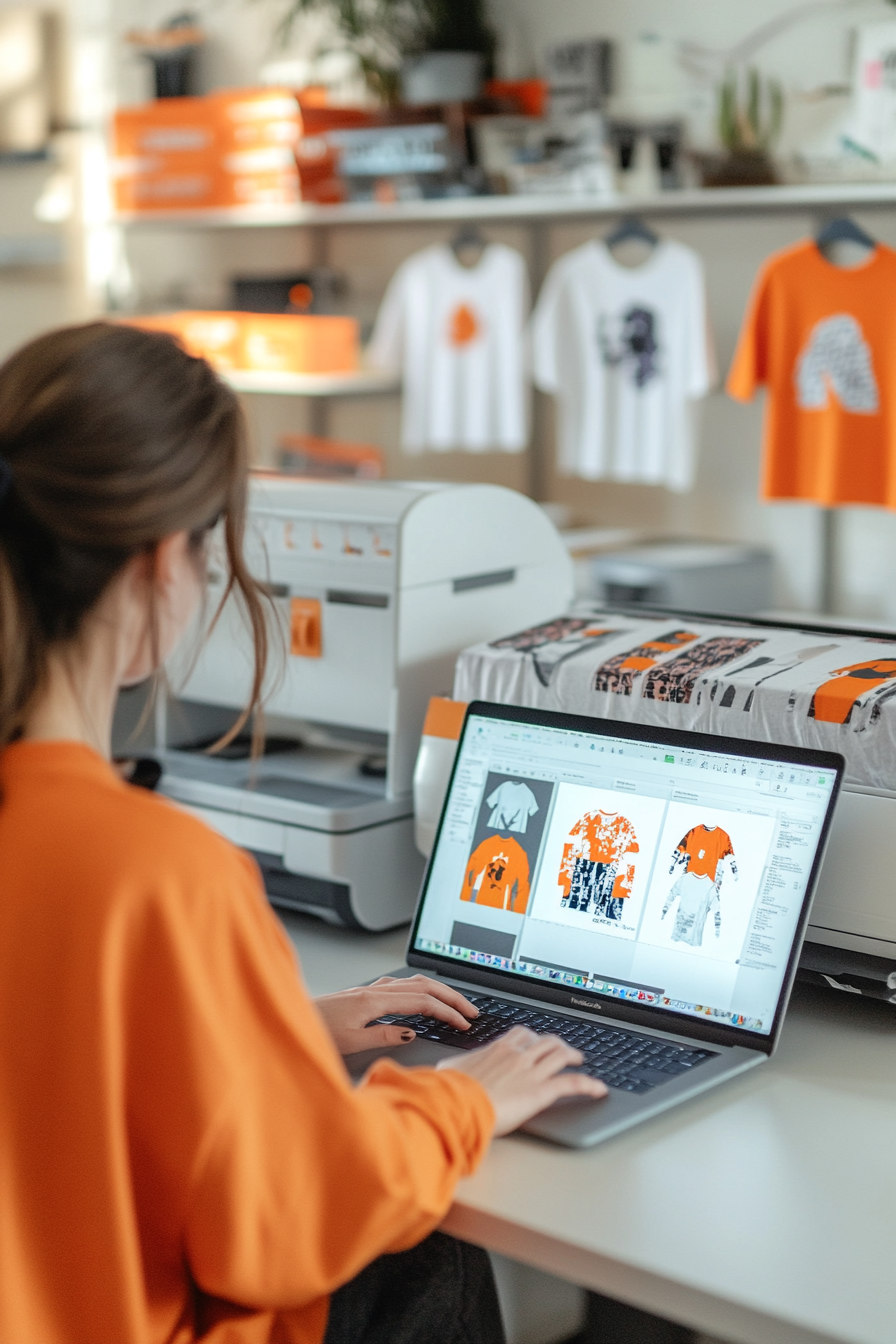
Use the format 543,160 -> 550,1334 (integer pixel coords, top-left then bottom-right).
156,477 -> 574,929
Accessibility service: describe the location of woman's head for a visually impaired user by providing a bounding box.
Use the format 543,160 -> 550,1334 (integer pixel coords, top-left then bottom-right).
0,320 -> 267,748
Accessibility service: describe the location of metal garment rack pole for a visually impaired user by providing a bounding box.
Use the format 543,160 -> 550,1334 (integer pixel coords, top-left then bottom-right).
820,507 -> 837,615
528,218 -> 552,503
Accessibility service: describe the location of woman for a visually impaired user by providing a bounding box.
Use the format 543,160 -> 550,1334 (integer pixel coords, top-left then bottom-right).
0,323 -> 604,1344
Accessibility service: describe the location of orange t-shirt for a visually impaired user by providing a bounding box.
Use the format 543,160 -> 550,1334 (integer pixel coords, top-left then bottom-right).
676,825 -> 734,882
462,835 -> 530,913
0,742 -> 494,1344
727,239 -> 896,507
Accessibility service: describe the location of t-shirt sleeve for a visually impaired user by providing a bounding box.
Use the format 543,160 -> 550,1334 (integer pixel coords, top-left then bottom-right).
685,250 -> 715,399
134,843 -> 494,1312
727,265 -> 771,401
366,264 -> 409,373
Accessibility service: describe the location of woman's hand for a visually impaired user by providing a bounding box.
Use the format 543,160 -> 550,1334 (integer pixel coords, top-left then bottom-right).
315,975 -> 479,1056
438,1027 -> 608,1135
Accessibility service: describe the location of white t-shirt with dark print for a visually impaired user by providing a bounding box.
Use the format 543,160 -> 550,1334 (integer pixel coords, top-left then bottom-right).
530,239 -> 715,490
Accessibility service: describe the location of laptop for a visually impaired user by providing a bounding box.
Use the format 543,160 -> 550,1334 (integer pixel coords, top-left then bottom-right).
350,701 -> 844,1148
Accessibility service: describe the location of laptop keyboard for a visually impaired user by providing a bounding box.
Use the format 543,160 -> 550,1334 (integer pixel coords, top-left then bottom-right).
374,992 -> 716,1095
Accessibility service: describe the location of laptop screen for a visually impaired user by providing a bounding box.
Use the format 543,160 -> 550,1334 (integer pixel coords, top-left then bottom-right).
410,704 -> 843,1043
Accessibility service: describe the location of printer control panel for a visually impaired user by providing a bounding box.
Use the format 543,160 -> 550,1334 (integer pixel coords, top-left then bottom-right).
259,516 -> 398,567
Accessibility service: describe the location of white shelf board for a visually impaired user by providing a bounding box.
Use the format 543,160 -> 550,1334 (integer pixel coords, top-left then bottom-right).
223,367 -> 400,396
116,180 -> 896,230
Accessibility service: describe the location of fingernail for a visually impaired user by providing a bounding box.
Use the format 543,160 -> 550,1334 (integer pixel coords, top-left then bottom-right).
401,1030 -> 415,1042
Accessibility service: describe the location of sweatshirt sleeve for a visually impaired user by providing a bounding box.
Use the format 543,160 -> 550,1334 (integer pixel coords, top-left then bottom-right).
168,851 -> 494,1310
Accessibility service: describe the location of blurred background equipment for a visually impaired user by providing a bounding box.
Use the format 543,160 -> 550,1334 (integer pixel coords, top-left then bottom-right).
278,433 -> 384,479
0,7 -> 62,156
588,541 -> 774,615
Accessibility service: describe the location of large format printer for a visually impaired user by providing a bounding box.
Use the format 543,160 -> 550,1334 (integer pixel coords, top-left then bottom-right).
414,605 -> 896,1000
152,477 -> 573,930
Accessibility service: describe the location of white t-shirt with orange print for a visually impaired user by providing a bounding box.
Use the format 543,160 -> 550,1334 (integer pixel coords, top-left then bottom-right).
368,242 -> 530,454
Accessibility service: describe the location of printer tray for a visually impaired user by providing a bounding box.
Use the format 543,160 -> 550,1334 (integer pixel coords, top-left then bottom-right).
251,849 -> 360,928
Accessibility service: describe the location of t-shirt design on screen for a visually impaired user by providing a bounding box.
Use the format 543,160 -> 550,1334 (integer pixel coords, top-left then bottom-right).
643,638 -> 765,704
559,810 -> 639,921
662,824 -> 737,947
593,631 -> 698,695
462,835 -> 530,912
491,617 -> 623,688
486,780 -> 539,834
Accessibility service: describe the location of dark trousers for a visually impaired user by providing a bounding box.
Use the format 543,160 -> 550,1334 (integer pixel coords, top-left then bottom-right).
323,1231 -> 506,1344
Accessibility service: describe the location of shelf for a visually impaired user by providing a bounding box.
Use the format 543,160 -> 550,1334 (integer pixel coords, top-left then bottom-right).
223,367 -> 400,396
115,180 -> 896,230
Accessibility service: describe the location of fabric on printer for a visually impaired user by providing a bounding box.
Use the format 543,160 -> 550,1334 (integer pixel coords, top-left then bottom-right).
453,610 -> 896,790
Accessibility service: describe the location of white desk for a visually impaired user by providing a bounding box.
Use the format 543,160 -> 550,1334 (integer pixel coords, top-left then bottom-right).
281,912 -> 896,1344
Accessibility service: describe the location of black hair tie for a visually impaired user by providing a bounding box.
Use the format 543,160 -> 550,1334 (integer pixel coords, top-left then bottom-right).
0,455 -> 12,506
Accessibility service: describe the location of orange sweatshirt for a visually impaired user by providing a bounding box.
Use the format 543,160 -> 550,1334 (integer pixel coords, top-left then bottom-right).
0,742 -> 494,1344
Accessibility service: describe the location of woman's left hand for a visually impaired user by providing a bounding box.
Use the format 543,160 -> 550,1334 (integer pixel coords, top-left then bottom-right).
315,974 -> 479,1056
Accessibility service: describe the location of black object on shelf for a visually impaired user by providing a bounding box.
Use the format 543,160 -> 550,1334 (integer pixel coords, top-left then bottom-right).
231,270 -> 346,315
127,13 -> 205,100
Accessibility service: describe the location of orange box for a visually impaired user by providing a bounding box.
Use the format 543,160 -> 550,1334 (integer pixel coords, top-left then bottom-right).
123,312 -> 359,376
112,89 -> 301,212
239,314 -> 358,374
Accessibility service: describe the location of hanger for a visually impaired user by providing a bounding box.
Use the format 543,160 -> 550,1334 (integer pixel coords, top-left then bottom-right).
815,216 -> 875,251
451,224 -> 487,266
605,215 -> 659,250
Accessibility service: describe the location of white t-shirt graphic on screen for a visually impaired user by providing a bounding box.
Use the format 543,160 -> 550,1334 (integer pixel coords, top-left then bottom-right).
530,239 -> 715,490
368,242 -> 530,454
486,780 -> 539,834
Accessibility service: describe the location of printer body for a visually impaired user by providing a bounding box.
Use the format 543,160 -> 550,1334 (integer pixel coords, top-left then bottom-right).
156,477 -> 574,930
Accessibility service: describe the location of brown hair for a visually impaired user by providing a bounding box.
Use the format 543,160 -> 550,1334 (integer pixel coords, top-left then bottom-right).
0,321 -> 268,749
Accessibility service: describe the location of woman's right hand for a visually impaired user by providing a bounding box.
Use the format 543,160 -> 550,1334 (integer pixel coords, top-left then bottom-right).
438,1026 -> 608,1136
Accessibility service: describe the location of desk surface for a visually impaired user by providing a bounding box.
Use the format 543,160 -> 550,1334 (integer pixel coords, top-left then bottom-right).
281,912 -> 896,1344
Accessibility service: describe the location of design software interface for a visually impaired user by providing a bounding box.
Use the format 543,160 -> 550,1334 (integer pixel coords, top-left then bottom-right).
415,712 -> 838,1036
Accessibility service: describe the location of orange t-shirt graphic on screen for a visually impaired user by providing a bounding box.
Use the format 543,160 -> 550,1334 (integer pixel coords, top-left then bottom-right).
674,824 -> 735,883
726,238 -> 896,508
559,810 -> 639,920
449,303 -> 482,347
462,835 -> 530,912
810,659 -> 896,723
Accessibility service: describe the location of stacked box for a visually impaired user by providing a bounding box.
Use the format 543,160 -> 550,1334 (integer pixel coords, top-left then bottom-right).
125,312 -> 359,375
112,89 -> 301,212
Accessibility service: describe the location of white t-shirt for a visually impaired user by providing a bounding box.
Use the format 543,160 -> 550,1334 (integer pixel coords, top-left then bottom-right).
530,239 -> 715,491
486,780 -> 539,834
367,243 -> 530,454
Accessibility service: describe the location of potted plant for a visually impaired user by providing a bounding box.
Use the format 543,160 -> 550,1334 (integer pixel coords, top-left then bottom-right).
275,0 -> 495,104
702,66 -> 783,187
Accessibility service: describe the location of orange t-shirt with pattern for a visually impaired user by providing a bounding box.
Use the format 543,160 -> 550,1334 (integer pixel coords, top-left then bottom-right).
0,742 -> 494,1344
676,824 -> 734,882
727,239 -> 896,507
